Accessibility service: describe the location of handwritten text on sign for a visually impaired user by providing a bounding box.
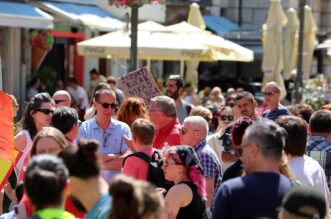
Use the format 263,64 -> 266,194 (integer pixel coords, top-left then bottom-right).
119,67 -> 160,106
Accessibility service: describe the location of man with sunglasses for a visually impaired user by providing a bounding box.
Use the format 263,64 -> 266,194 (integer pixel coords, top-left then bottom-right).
180,116 -> 222,209
262,81 -> 289,121
53,90 -> 72,108
75,89 -> 131,182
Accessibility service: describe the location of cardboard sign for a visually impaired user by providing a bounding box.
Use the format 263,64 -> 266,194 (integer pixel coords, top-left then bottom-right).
118,67 -> 161,106
0,91 -> 19,189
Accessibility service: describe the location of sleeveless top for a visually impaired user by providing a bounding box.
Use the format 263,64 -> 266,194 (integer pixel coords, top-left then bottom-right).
15,130 -> 33,179
176,182 -> 206,219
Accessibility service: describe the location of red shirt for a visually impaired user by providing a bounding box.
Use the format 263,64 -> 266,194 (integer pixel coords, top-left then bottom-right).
122,147 -> 152,180
153,119 -> 181,149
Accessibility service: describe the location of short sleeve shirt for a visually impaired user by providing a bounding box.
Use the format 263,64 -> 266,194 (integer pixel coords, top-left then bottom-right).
193,140 -> 222,193
76,117 -> 131,181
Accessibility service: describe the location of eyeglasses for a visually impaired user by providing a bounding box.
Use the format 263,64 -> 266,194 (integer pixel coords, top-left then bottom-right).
54,99 -> 68,104
179,127 -> 201,135
35,109 -> 54,115
163,160 -> 183,167
264,92 -> 275,97
220,115 -> 234,121
98,101 -> 117,109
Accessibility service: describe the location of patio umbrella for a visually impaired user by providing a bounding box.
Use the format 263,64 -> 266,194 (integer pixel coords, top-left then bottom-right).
77,29 -> 216,61
262,0 -> 288,100
186,2 -> 206,89
283,8 -> 299,79
302,5 -> 317,80
166,22 -> 254,62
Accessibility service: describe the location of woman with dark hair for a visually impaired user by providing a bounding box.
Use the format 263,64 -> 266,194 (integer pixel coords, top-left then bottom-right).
108,175 -> 164,219
222,116 -> 255,182
162,146 -> 210,219
58,139 -> 111,219
14,92 -> 54,179
116,97 -> 148,128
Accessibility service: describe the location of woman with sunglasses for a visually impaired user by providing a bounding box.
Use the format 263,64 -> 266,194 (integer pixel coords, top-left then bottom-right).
2,93 -> 54,212
162,146 -> 211,219
207,106 -> 235,172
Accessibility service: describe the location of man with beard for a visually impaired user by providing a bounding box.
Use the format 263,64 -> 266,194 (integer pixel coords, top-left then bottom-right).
220,92 -> 268,164
166,75 -> 193,123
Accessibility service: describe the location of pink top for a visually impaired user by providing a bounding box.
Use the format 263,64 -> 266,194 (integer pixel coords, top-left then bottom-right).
122,148 -> 152,180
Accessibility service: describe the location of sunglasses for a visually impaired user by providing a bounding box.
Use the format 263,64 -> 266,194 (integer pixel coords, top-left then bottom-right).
54,99 -> 68,104
227,102 -> 235,108
220,115 -> 234,121
98,101 -> 117,109
179,127 -> 200,135
264,92 -> 275,96
35,108 -> 54,115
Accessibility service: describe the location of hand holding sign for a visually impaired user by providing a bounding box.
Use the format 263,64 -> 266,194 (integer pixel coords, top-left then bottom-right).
118,67 -> 161,107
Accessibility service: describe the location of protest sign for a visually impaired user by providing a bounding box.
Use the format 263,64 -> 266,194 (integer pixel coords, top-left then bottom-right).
0,91 -> 17,189
118,67 -> 161,106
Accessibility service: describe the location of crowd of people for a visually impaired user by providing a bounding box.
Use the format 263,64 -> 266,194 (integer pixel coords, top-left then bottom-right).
1,70 -> 331,219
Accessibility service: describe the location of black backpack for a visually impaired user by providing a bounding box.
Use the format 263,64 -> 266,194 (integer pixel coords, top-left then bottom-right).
123,151 -> 173,190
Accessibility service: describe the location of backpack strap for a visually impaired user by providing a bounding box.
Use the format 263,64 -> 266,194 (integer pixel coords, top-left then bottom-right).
123,152 -> 150,166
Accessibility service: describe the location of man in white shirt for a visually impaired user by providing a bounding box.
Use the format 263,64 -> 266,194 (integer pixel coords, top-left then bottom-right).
67,78 -> 89,120
276,115 -> 330,206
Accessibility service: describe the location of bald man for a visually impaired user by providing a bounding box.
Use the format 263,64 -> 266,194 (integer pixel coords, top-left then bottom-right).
53,90 -> 72,108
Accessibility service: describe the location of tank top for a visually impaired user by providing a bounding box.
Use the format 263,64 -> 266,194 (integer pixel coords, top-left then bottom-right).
176,182 -> 206,219
15,130 -> 33,180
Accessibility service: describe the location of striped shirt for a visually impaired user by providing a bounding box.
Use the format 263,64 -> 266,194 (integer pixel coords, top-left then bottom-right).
194,140 -> 222,193
262,104 -> 289,121
307,135 -> 331,152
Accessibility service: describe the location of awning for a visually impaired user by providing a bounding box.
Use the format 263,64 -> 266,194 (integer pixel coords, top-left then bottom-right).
38,1 -> 123,31
203,15 -> 239,35
0,1 -> 53,29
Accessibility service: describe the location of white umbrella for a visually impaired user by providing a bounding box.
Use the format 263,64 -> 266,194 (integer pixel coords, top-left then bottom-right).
262,0 -> 288,100
186,3 -> 206,89
302,5 -> 317,80
283,8 -> 299,79
77,30 -> 215,61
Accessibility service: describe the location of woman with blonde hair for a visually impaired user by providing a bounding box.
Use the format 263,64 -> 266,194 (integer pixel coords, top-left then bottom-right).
108,174 -> 164,219
30,126 -> 68,156
116,97 -> 149,127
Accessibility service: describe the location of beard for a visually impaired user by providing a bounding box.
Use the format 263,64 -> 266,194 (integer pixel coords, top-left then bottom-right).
69,195 -> 87,213
167,90 -> 179,100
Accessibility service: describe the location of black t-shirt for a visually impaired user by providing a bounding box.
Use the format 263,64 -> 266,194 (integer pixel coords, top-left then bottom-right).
222,159 -> 244,182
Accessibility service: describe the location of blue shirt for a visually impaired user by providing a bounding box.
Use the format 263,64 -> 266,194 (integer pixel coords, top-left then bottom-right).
262,104 -> 289,121
76,117 -> 131,182
85,193 -> 112,219
193,140 -> 222,194
306,135 -> 331,152
212,172 -> 291,219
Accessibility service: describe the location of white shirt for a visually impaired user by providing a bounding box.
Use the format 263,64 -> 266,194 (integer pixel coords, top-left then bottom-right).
289,155 -> 330,204
68,86 -> 89,110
